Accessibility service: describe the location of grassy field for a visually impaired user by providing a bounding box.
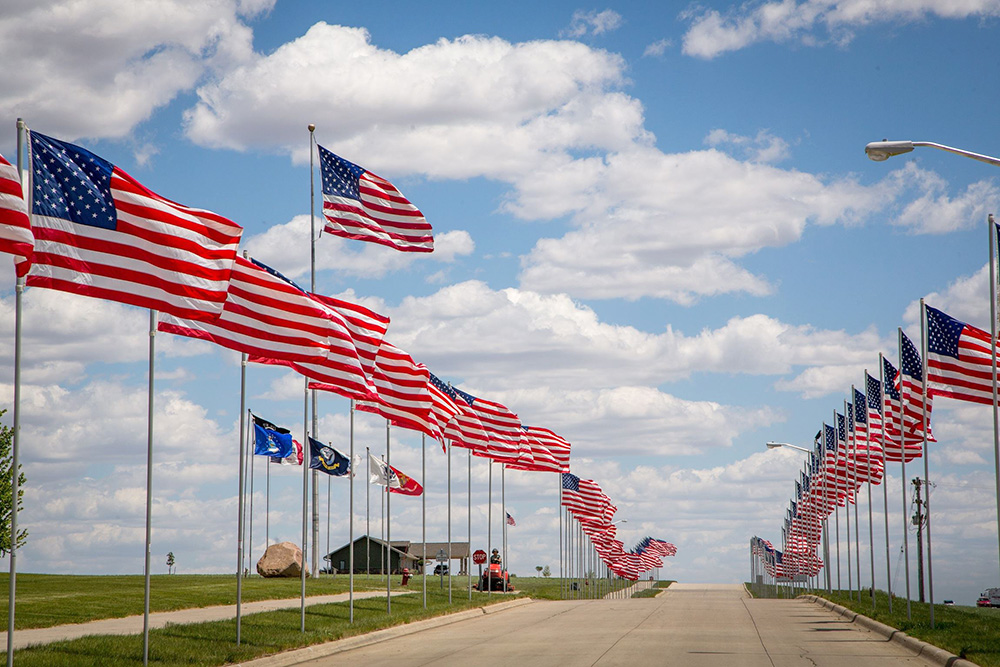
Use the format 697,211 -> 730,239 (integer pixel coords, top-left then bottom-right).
817,589 -> 1000,667
0,573 -> 642,666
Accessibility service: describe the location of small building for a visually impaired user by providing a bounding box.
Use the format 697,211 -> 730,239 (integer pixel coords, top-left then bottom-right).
324,536 -> 470,575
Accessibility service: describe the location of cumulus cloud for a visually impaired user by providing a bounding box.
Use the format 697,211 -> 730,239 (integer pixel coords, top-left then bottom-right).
0,0 -> 270,144
681,0 -> 1000,59
643,38 -> 673,57
885,163 -> 999,234
704,128 -> 791,164
561,9 -> 625,37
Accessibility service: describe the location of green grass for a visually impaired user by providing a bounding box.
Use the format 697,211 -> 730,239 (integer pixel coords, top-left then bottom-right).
817,589 -> 1000,667
1,585 -> 511,667
631,580 -> 673,598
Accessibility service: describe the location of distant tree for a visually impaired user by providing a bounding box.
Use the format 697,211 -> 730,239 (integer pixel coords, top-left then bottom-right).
0,409 -> 27,557
166,551 -> 175,575
535,565 -> 543,575
542,565 -> 551,578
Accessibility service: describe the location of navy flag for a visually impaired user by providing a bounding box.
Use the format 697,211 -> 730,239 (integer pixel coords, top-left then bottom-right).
309,437 -> 351,476
252,413 -> 294,459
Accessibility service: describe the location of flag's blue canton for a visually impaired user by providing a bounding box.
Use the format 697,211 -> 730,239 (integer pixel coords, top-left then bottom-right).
866,374 -> 882,413
882,357 -> 900,400
428,372 -> 459,402
803,473 -> 811,493
900,331 -> 923,380
846,402 -> 853,425
318,145 -> 364,201
854,389 -> 867,424
824,424 -> 836,451
562,472 -> 579,491
453,387 -> 477,406
795,480 -> 801,499
836,413 -> 846,443
926,305 -> 964,359
31,132 -> 116,230
811,451 -> 821,474
252,257 -> 308,294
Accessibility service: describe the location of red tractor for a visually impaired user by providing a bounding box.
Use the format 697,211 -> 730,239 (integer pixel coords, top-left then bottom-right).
478,562 -> 515,592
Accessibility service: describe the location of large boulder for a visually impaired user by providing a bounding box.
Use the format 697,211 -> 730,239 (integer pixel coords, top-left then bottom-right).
257,541 -> 310,578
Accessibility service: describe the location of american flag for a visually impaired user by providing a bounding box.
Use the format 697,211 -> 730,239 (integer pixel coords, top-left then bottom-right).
354,341 -> 434,436
866,373 -> 883,445
426,372 -> 490,452
308,293 -> 389,380
896,329 -> 934,448
881,356 -> 920,462
28,131 -> 242,319
506,426 -> 571,474
925,304 -> 997,405
853,388 -> 868,443
506,512 -> 516,526
318,144 -> 433,253
561,472 -> 602,520
453,388 -> 527,464
0,152 -> 32,275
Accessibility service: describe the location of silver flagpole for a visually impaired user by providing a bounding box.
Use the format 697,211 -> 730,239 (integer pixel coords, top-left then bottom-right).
386,421 -> 392,614
822,425 -> 831,593
989,214 -> 1000,588
898,328 -> 912,620
248,442 -> 254,574
422,434 -> 426,609
300,379 -> 309,632
326,472 -> 330,571
501,463 -> 506,592
844,399 -> 853,601
919,300 -> 935,627
879,357 -> 893,613
851,392 -> 861,600
366,446 -> 370,578
834,409 -> 841,592
349,400 -> 355,622
447,439 -> 452,603
863,379 -> 876,610
265,451 -> 269,551
467,448 -> 472,599
7,118 -> 27,667
308,123 -> 319,579
142,309 -> 156,667
487,461 -> 492,598
558,476 -> 564,600
236,361 -> 247,644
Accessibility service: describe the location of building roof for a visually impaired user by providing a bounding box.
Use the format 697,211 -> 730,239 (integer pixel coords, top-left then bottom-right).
403,541 -> 470,559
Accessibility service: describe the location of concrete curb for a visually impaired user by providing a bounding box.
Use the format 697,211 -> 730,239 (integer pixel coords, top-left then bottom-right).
799,595 -> 978,667
231,597 -> 535,667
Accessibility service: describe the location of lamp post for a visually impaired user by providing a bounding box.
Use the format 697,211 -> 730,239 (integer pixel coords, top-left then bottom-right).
765,441 -> 811,453
865,140 -> 1000,167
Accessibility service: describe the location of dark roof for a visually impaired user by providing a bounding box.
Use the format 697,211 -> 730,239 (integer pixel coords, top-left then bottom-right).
403,542 -> 470,559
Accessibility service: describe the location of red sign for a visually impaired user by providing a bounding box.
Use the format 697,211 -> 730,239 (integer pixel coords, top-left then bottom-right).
473,549 -> 487,565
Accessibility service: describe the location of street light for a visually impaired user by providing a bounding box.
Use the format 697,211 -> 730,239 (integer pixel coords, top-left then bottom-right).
865,140 -> 1000,167
612,519 -> 628,525
765,441 -> 811,453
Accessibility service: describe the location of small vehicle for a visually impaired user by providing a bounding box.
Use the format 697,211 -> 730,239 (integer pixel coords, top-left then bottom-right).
433,564 -> 449,576
942,600 -> 954,606
477,562 -> 515,592
981,587 -> 1000,608
977,597 -> 990,608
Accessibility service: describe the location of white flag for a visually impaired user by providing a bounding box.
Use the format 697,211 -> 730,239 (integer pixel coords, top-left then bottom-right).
369,453 -> 401,488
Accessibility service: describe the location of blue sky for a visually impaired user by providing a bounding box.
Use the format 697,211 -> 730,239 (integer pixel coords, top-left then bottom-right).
2,0 -> 1000,605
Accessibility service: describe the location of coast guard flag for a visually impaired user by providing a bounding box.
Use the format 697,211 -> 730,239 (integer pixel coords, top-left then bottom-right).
252,413 -> 295,459
318,144 -> 433,253
28,131 -> 242,319
308,437 -> 351,476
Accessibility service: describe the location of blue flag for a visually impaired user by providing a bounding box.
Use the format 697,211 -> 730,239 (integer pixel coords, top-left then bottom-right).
252,413 -> 294,459
308,437 -> 351,476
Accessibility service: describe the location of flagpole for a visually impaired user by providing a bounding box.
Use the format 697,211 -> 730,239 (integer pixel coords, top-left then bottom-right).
879,357 -> 893,612
822,426 -> 831,593
467,449 -> 472,599
862,380 -> 876,611
919,300 -> 935,627
248,443 -> 254,574
558,476 -> 564,600
487,461 -> 492,598
898,328 -> 912,620
501,464 -> 507,592
308,123 -> 320,579
366,445 -> 370,578
844,400 -> 853,602
265,453 -> 270,551
236,361 -> 247,645
422,433 -> 426,609
386,421 -> 392,614
833,410 -> 841,592
7,118 -> 27,667
989,213 -> 1000,588
349,400 -> 355,622
141,309 -> 156,667
300,379 -> 309,633
851,393 -> 861,600
447,439 -> 452,604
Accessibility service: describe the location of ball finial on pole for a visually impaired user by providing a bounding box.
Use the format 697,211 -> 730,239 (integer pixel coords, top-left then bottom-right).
308,124 -> 316,133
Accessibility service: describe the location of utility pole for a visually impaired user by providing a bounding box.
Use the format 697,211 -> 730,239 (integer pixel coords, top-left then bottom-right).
913,478 -> 925,603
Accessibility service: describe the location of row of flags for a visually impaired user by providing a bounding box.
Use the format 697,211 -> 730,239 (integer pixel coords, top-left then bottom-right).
0,127 -> 675,582
760,222 -> 1000,579
561,472 -> 676,580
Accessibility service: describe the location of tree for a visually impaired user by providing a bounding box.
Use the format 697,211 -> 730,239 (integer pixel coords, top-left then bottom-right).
542,565 -> 551,578
535,565 -> 543,575
0,409 -> 27,557
166,551 -> 175,575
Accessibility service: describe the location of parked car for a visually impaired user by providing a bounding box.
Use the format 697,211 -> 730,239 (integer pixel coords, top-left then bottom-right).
433,564 -> 449,575
942,600 -> 954,606
981,587 -> 1000,608
977,596 -> 991,608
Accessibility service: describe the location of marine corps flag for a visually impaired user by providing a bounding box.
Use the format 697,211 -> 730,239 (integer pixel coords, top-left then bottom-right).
308,437 -> 351,477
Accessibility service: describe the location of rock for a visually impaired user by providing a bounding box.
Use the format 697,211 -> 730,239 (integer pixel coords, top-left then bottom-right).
257,541 -> 310,578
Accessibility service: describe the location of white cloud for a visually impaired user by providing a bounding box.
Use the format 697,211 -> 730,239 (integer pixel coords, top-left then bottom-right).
905,263 -> 990,331
681,0 -> 1000,59
0,0 -> 270,144
704,128 -> 791,164
643,38 -> 672,57
887,163 -> 999,234
561,9 -> 625,37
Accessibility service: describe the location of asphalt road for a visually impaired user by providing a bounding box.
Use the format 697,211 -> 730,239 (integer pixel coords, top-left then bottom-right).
295,583 -> 938,667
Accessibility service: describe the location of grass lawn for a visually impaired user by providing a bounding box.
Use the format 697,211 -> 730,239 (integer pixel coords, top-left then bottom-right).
817,589 -> 1000,667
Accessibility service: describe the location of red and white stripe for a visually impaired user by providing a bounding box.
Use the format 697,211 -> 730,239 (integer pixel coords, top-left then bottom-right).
355,341 -> 434,435
0,153 -> 32,275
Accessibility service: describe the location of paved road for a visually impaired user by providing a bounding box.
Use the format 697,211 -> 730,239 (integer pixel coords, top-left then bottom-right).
296,583 -> 937,667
